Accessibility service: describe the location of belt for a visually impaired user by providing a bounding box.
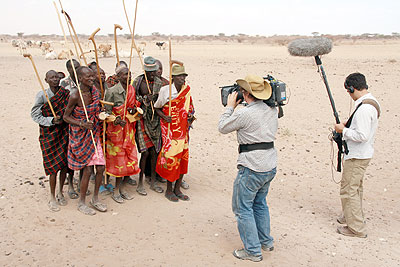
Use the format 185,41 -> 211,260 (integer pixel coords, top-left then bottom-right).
238,142 -> 274,153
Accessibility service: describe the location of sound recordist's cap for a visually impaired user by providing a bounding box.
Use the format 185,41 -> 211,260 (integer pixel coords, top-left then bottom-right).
236,74 -> 272,100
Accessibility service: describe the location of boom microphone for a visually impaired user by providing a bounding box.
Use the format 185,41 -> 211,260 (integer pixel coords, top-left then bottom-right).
288,37 -> 348,173
288,37 -> 332,57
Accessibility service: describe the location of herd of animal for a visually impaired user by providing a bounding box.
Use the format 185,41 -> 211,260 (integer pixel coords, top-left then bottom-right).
11,38 -> 162,60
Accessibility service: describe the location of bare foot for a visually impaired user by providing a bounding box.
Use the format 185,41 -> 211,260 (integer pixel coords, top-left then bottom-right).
56,192 -> 67,206
77,202 -> 96,216
48,200 -> 60,212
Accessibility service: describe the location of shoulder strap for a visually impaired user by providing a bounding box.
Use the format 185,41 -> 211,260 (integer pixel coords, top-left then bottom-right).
362,99 -> 380,118
345,103 -> 363,128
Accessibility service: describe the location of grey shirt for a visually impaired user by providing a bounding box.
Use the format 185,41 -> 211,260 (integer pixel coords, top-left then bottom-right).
60,76 -> 77,91
218,100 -> 278,172
31,88 -> 55,127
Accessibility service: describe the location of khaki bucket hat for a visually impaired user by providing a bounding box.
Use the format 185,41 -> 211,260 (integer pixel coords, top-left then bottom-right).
171,64 -> 188,76
236,74 -> 272,100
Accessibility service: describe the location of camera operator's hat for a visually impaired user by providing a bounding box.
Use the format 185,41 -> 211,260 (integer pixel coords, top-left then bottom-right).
143,56 -> 159,72
236,74 -> 272,100
171,64 -> 188,76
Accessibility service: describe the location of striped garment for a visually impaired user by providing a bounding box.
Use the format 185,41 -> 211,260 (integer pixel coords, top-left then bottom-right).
68,87 -> 102,170
39,87 -> 70,175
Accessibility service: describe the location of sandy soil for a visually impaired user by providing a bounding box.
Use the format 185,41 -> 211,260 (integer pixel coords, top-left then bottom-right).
0,40 -> 399,266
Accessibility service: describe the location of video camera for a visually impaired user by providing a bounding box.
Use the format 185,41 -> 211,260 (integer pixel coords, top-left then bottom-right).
220,75 -> 287,118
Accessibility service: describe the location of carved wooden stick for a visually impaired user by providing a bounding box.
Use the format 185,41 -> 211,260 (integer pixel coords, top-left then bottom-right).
114,24 -> 123,66
23,54 -> 57,118
59,0 -> 88,65
53,1 -> 98,157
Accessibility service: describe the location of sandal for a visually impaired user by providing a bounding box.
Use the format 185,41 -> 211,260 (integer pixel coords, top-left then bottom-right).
165,192 -> 179,202
127,178 -> 137,186
120,191 -> 133,200
89,199 -> 107,212
77,203 -> 96,216
48,200 -> 60,212
136,187 -> 147,196
150,184 -> 164,193
111,194 -> 124,204
56,192 -> 67,206
176,192 -> 190,201
68,189 -> 79,199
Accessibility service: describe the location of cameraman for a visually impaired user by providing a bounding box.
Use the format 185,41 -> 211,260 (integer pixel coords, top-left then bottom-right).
218,74 -> 278,262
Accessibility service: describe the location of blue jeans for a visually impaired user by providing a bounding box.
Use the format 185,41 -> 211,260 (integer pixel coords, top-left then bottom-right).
232,166 -> 276,256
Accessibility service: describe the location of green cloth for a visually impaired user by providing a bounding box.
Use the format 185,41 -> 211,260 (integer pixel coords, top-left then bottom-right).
133,75 -> 163,153
104,82 -> 126,114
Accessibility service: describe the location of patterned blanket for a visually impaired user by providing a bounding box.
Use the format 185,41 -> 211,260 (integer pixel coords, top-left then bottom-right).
39,87 -> 70,175
68,88 -> 102,170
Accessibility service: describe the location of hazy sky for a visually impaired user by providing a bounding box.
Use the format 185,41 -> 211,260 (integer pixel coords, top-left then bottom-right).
2,0 -> 399,36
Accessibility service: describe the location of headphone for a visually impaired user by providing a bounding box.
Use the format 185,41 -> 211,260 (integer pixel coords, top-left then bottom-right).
344,81 -> 368,94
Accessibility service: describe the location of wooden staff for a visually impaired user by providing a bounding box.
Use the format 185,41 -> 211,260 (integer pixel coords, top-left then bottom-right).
23,53 -> 57,118
168,38 -> 172,134
122,0 -> 154,120
114,24 -> 123,66
59,0 -> 88,66
122,0 -> 138,120
53,1 -> 98,157
88,28 -> 107,174
65,18 -> 81,65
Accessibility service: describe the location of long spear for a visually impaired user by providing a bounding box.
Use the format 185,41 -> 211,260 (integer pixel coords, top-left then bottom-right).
23,53 -> 57,118
59,0 -> 88,66
53,1 -> 98,157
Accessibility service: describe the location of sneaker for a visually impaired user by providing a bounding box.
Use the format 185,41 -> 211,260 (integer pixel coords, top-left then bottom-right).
261,244 -> 274,251
337,226 -> 367,238
337,215 -> 346,224
232,249 -> 262,262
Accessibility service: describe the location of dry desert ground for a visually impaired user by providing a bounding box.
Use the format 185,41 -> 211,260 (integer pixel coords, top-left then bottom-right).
0,40 -> 400,266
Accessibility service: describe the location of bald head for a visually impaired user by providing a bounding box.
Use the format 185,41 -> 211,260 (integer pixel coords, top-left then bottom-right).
45,70 -> 60,88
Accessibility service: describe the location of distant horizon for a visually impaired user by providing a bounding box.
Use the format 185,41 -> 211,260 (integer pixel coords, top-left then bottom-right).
2,32 -> 399,38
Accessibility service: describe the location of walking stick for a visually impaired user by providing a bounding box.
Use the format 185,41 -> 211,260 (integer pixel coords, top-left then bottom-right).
167,39 -> 184,134
64,18 -> 81,65
114,24 -> 123,66
53,1 -> 98,157
168,38 -> 172,134
59,0 -> 88,66
23,53 -> 57,118
122,0 -> 154,120
88,28 -> 108,177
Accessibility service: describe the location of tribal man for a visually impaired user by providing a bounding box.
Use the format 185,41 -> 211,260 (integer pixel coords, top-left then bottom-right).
63,66 -> 107,215
106,61 -> 127,88
31,70 -> 72,211
60,59 -> 80,91
133,56 -> 164,195
104,65 -> 141,203
154,63 -> 195,202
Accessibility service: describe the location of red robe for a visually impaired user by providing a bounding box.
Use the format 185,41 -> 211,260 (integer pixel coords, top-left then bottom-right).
156,84 -> 194,182
106,85 -> 141,177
